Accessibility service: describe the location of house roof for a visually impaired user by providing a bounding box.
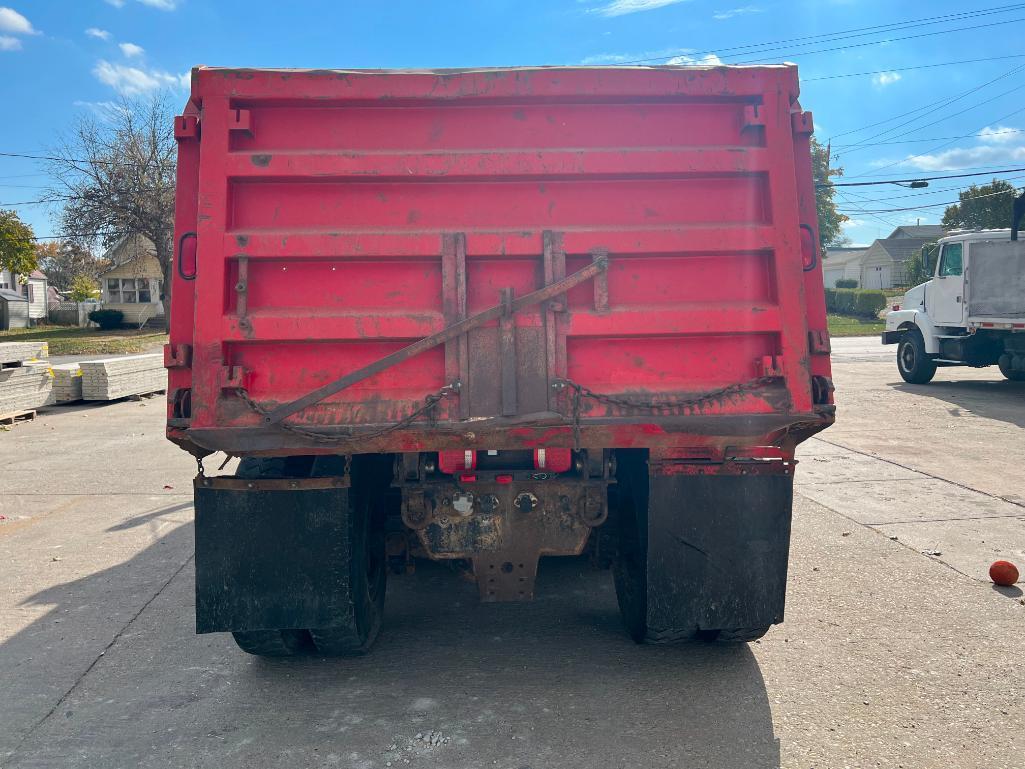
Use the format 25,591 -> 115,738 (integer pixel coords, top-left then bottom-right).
887,225 -> 945,240
99,252 -> 163,280
823,247 -> 868,266
0,289 -> 27,302
870,237 -> 933,264
29,270 -> 47,280
101,233 -> 156,266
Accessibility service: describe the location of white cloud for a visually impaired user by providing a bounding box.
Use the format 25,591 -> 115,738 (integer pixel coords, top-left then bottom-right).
713,5 -> 762,20
0,33 -> 20,51
581,46 -> 690,64
85,27 -> 111,40
900,144 -> 1025,172
93,59 -> 188,95
667,53 -> 723,66
872,71 -> 901,87
841,219 -> 865,230
0,7 -> 38,35
593,0 -> 690,17
978,125 -> 1020,144
119,42 -> 145,57
106,0 -> 179,8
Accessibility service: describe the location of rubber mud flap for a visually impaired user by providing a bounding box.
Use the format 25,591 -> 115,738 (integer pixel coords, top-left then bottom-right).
644,473 -> 794,641
194,484 -> 353,634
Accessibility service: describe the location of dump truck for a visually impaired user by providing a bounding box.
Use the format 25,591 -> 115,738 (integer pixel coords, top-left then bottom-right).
166,65 -> 835,656
883,229 -> 1025,383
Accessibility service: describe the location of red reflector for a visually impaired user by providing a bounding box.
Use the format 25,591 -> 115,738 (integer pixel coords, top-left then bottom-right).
892,304 -> 900,311
439,450 -> 476,474
1014,323 -> 1025,329
459,473 -> 477,483
533,448 -> 572,473
496,474 -> 513,484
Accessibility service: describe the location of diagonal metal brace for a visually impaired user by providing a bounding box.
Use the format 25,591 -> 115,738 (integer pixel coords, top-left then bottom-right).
262,255 -> 608,425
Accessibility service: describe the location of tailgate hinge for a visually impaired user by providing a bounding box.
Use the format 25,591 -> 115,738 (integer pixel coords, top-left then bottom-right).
174,115 -> 200,141
808,330 -> 831,355
164,343 -> 192,369
791,111 -> 814,135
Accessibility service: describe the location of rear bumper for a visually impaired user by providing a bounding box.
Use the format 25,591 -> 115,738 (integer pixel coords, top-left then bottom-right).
169,408 -> 835,457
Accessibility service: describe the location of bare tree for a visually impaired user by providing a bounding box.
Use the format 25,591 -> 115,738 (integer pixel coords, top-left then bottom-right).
46,95 -> 176,316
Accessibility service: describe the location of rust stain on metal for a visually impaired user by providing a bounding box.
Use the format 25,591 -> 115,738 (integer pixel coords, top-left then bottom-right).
250,154 -> 272,167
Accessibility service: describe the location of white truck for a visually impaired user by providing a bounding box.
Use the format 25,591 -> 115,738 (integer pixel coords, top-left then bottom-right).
883,229 -> 1025,384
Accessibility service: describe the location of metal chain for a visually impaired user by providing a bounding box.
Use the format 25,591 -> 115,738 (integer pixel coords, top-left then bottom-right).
554,375 -> 781,448
233,384 -> 459,445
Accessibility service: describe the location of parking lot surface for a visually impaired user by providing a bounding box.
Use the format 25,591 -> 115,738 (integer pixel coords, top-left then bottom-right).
1,336 -> 1022,768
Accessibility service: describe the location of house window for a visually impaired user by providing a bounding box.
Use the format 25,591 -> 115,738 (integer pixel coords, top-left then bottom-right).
107,278 -> 155,303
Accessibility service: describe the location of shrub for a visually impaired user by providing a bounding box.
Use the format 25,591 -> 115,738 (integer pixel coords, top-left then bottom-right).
835,278 -> 858,289
88,308 -> 124,330
825,288 -> 886,318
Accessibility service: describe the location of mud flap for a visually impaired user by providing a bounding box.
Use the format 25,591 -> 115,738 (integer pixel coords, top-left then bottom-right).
640,469 -> 794,639
194,477 -> 353,634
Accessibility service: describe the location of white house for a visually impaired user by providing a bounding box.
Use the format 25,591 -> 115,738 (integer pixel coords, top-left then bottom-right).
858,225 -> 945,290
97,235 -> 165,326
0,268 -> 49,322
822,247 -> 867,288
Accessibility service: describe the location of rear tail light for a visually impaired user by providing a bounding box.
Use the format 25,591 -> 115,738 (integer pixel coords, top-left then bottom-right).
495,474 -> 513,484
892,304 -> 900,311
459,473 -> 477,483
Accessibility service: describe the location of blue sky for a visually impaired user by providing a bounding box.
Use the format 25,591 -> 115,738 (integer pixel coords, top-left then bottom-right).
2,0 -> 1024,247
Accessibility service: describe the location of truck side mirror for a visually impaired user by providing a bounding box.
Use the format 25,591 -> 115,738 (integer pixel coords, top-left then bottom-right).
923,244 -> 937,275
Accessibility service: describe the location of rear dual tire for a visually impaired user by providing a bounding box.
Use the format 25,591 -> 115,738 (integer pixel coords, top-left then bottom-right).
229,457 -> 386,658
612,453 -> 782,645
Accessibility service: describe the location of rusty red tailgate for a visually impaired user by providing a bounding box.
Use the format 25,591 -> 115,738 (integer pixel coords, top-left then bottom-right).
167,65 -> 833,456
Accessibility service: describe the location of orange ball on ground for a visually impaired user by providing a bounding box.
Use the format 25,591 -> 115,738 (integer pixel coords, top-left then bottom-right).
989,560 -> 1020,587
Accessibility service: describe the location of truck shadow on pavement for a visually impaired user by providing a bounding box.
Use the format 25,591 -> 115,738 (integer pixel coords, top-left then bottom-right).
2,521 -> 780,769
892,378 -> 1025,429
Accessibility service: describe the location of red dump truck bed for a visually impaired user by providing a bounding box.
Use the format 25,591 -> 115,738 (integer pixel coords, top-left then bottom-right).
167,65 -> 833,456
170,65 -> 834,657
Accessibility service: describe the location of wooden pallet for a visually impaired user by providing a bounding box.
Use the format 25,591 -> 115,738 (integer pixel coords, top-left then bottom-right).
0,409 -> 36,426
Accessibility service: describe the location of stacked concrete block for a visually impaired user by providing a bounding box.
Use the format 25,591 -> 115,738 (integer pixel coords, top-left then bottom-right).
80,354 -> 166,400
51,363 -> 84,404
0,340 -> 48,365
0,341 -> 53,415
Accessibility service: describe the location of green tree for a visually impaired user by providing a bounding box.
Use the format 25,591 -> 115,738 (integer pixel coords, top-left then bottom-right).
941,179 -> 1017,230
69,274 -> 100,302
0,209 -> 38,279
812,138 -> 849,249
903,243 -> 936,287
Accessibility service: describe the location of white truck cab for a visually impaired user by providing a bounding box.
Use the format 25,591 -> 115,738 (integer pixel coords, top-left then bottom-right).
883,229 -> 1025,383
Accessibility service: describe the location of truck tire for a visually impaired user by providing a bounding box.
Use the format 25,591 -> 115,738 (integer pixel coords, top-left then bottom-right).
226,456 -> 387,657
613,452 -> 792,645
998,355 -> 1025,382
897,329 -> 936,384
232,629 -> 311,657
308,483 -> 387,656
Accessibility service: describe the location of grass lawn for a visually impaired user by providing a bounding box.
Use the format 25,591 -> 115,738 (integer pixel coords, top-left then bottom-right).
827,313 -> 885,337
0,326 -> 167,356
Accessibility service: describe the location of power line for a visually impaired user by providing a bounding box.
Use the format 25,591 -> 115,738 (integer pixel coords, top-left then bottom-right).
837,185 -> 1018,214
833,63 -> 1025,153
801,54 -> 1025,82
819,167 -> 1025,188
831,128 -> 1025,149
612,4 -> 1025,65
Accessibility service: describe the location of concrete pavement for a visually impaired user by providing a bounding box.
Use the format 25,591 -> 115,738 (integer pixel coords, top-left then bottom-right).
1,336 -> 1023,769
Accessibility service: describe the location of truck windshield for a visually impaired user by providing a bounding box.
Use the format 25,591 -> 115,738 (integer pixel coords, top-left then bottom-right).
939,242 -> 963,277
